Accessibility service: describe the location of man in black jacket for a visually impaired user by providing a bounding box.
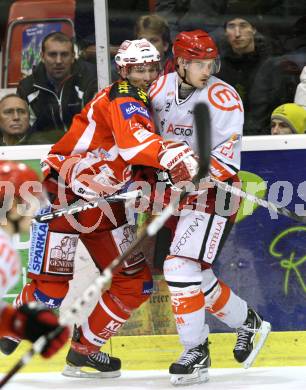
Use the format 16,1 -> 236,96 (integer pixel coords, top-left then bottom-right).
217,16 -> 270,135
17,32 -> 97,134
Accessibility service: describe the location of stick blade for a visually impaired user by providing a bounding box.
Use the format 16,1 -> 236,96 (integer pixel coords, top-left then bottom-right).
194,102 -> 211,178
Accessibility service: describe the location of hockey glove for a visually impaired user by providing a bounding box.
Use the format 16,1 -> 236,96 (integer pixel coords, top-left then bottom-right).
11,302 -> 70,358
158,141 -> 199,186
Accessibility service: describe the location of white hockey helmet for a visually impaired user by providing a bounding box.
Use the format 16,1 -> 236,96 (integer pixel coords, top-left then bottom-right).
115,38 -> 161,68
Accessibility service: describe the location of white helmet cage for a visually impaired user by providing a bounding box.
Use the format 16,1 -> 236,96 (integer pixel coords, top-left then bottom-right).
115,38 -> 161,68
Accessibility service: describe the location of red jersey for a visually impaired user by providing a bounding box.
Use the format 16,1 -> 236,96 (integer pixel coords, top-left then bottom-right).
42,80 -> 165,198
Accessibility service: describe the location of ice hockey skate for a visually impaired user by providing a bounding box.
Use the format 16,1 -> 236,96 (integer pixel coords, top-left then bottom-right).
62,327 -> 121,378
0,336 -> 20,355
169,339 -> 210,386
233,307 -> 271,369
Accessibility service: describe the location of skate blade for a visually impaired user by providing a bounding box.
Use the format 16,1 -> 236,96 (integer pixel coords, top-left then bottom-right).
243,321 -> 271,369
170,368 -> 209,386
62,364 -> 121,378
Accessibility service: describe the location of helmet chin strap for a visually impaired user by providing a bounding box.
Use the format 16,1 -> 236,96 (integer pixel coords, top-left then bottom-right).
177,65 -> 196,99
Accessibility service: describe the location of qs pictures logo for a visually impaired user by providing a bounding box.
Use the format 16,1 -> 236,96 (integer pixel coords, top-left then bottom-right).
269,226 -> 306,295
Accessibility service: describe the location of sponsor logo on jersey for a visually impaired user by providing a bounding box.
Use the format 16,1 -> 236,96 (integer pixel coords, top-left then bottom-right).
33,289 -> 63,308
173,215 -> 206,255
208,82 -> 243,112
46,234 -> 78,275
98,320 -> 123,339
120,102 -> 150,120
166,147 -> 191,169
143,280 -> 154,295
118,225 -> 137,253
204,220 -> 225,262
28,207 -> 50,274
133,129 -> 153,143
166,123 -> 193,137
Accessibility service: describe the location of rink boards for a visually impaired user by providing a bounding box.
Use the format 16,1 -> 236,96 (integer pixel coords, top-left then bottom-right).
1,136 -> 306,372
1,331 -> 306,373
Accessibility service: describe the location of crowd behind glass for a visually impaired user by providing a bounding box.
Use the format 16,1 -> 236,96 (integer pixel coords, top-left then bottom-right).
0,0 -> 305,145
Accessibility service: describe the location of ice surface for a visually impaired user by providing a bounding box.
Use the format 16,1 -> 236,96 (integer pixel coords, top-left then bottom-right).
1,367 -> 306,390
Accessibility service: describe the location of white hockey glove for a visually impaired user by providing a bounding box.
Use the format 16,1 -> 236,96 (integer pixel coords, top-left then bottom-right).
158,141 -> 199,185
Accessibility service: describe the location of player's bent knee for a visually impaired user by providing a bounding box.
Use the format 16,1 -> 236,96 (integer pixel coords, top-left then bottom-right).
16,280 -> 69,309
163,256 -> 202,284
164,256 -> 204,314
111,262 -> 153,309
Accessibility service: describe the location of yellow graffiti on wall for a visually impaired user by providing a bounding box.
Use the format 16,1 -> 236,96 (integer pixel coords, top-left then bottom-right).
269,226 -> 306,295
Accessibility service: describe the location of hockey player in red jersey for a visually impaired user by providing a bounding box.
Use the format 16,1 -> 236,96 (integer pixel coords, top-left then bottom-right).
0,39 -> 200,378
149,30 -> 271,385
0,161 -> 69,358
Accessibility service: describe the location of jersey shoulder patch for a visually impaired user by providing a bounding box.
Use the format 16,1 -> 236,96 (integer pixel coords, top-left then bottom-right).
109,81 -> 149,106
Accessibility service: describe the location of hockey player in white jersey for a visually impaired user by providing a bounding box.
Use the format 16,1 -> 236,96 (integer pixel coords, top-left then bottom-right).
149,30 -> 271,385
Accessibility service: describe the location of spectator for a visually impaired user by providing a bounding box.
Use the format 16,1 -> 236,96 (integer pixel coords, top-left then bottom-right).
135,14 -> 175,75
75,0 -> 95,63
111,13 -> 175,82
294,65 -> 306,109
271,103 -> 306,134
0,94 -> 65,145
156,0 -> 227,40
75,1 -> 150,67
0,94 -> 29,146
112,14 -> 175,80
17,32 -> 97,134
155,1 -> 306,52
247,17 -> 306,135
217,16 -> 270,135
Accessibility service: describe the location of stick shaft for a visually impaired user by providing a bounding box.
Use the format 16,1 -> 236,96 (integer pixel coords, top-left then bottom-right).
34,189 -> 143,223
212,177 -> 306,224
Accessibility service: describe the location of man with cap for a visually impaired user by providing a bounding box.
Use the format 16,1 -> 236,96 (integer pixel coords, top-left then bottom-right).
271,103 -> 306,134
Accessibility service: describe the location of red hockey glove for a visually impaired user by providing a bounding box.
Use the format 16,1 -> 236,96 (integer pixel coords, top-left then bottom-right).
11,302 -> 70,358
158,141 -> 199,185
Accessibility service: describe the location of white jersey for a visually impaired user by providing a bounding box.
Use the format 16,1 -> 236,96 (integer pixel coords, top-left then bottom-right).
0,229 -> 21,300
149,72 -> 244,181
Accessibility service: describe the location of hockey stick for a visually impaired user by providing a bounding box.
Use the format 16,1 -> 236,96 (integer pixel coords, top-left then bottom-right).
0,102 -> 211,388
34,189 -> 143,223
211,177 -> 306,224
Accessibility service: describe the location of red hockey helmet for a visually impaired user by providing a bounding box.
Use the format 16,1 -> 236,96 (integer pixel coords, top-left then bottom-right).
0,161 -> 41,200
173,30 -> 220,72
